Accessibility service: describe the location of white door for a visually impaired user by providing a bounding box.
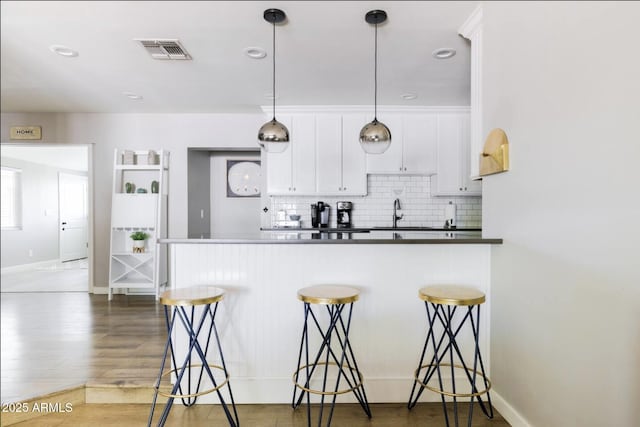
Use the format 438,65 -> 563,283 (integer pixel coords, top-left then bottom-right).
59,173 -> 88,262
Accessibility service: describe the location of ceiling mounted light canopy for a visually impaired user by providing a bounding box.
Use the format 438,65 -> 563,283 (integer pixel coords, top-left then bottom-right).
258,8 -> 289,153
359,10 -> 391,155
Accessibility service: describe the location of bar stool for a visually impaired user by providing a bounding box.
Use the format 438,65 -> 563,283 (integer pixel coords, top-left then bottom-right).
148,286 -> 239,427
408,285 -> 493,426
292,285 -> 372,426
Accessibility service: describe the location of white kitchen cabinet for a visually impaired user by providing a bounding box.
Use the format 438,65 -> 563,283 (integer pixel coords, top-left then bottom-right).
366,113 -> 436,175
316,114 -> 366,195
108,149 -> 169,300
432,113 -> 481,196
403,114 -> 437,174
265,115 -> 316,195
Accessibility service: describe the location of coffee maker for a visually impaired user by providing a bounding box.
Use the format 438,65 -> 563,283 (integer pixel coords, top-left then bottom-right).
311,202 -> 330,228
336,201 -> 353,228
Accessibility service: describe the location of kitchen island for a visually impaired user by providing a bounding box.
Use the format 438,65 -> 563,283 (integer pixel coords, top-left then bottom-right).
159,231 -> 501,404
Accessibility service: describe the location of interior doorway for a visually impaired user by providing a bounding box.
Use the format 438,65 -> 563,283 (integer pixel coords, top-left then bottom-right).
59,172 -> 88,262
0,143 -> 93,293
187,148 -> 264,237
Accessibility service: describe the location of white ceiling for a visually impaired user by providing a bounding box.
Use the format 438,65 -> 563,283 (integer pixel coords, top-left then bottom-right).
0,1 -> 478,113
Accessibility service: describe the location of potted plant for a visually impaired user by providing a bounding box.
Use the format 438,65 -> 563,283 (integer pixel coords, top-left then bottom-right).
130,231 -> 149,253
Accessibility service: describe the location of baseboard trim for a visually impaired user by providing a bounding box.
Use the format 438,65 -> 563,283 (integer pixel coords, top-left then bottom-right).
491,390 -> 532,427
91,285 -> 109,295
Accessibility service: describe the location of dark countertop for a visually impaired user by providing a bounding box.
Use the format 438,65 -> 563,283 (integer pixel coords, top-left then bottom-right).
160,230 -> 502,245
261,227 -> 482,232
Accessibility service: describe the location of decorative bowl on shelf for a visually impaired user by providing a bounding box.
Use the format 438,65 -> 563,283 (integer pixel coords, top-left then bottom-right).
289,214 -> 301,221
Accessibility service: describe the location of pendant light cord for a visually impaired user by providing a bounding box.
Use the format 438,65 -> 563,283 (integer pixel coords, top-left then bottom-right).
374,22 -> 378,121
272,21 -> 276,121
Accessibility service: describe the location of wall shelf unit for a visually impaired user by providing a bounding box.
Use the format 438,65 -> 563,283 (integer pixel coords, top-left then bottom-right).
108,149 -> 169,300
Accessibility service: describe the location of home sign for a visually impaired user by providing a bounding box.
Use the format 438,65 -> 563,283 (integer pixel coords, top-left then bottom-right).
10,126 -> 42,140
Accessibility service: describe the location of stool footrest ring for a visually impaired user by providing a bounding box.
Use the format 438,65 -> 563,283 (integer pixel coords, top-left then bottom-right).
293,362 -> 364,396
156,363 -> 230,399
414,363 -> 492,398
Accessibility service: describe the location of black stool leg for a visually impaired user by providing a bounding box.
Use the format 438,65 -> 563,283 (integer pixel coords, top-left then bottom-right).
292,302 -> 371,427
155,305 -> 212,426
409,301 -> 493,427
330,304 -> 371,418
208,304 -> 240,427
468,305 -> 493,421
431,304 -> 450,426
148,305 -> 177,427
149,303 -> 239,427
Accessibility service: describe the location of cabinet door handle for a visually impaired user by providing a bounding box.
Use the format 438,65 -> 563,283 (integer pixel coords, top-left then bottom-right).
459,187 -> 463,191
404,167 -> 407,171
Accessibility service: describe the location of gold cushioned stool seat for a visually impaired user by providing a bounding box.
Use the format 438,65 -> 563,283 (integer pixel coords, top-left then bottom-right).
408,285 -> 494,426
148,286 -> 239,427
292,285 -> 371,426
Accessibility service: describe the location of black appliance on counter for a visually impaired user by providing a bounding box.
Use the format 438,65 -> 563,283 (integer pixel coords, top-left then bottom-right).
336,201 -> 353,228
311,202 -> 330,228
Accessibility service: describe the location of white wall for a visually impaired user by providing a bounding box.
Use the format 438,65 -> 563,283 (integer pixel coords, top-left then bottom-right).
481,2 -> 640,426
0,156 -> 87,267
1,112 -> 265,286
210,152 -> 261,234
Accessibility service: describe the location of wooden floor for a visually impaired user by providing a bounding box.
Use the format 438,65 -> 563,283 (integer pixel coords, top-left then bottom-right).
1,291 -> 510,426
0,292 -> 165,402
11,402 -> 509,426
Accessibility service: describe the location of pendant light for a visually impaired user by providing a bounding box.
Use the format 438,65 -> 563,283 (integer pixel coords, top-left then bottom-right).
360,10 -> 391,155
258,8 -> 289,153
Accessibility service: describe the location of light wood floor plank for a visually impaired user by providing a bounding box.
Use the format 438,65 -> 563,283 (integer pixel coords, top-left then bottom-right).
9,403 -> 509,426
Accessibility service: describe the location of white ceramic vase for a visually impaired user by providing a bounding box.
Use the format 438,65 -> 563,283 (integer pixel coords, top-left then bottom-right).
132,239 -> 145,253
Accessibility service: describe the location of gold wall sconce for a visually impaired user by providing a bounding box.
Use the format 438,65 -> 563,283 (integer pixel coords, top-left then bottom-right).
479,128 -> 509,176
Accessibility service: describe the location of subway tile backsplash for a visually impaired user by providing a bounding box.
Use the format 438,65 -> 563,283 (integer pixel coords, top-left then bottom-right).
269,175 -> 482,228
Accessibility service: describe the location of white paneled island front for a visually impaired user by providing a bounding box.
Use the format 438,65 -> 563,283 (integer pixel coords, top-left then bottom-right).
159,231 -> 501,404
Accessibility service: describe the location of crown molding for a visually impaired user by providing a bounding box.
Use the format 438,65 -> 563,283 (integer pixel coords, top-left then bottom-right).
261,105 -> 470,115
458,3 -> 483,39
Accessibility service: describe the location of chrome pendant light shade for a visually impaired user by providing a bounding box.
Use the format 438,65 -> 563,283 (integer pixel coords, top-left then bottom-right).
360,10 -> 391,155
258,8 -> 289,153
360,119 -> 392,154
258,118 -> 289,152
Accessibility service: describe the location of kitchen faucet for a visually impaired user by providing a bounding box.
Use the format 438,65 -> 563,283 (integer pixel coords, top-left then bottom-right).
393,198 -> 403,228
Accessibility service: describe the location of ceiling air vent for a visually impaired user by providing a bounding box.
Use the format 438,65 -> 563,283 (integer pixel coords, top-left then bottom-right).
135,39 -> 192,60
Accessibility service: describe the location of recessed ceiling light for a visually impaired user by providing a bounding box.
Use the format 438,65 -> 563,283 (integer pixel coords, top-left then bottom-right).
122,92 -> 143,100
432,48 -> 456,59
401,93 -> 418,100
244,47 -> 267,59
49,45 -> 78,57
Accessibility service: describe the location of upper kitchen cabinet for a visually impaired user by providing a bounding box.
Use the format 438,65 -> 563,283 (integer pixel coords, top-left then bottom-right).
265,115 -> 316,195
432,112 -> 481,196
316,114 -> 367,195
366,113 -> 437,175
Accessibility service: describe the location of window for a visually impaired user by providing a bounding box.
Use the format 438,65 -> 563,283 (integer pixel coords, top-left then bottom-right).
1,166 -> 22,229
